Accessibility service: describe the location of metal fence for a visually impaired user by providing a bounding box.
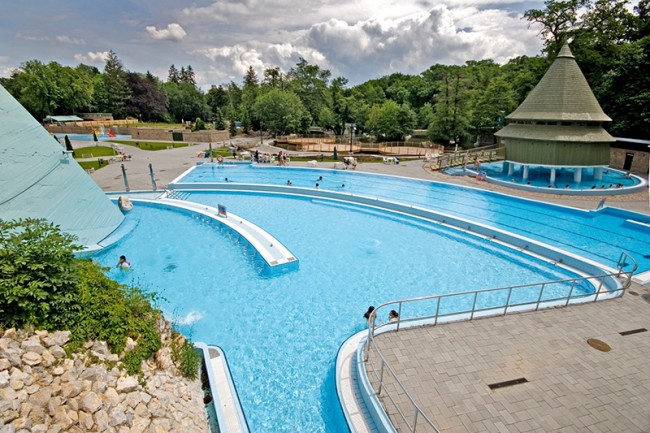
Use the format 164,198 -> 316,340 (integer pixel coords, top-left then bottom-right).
362,252 -> 637,433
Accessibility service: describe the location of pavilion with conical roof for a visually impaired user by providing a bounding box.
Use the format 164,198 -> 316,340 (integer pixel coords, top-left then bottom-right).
495,43 -> 615,186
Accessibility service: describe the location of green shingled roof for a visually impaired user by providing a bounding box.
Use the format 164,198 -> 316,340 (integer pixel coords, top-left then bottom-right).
495,124 -> 614,143
506,43 -> 611,122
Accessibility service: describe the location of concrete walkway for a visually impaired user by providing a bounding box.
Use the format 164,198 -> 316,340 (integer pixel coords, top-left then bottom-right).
368,282 -> 650,433
79,139 -> 649,215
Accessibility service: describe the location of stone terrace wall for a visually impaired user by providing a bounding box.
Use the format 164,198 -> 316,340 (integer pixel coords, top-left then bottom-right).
123,128 -> 230,143
0,327 -> 209,433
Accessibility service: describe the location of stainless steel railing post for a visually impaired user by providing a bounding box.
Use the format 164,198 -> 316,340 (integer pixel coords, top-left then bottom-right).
535,283 -> 546,311
378,359 -> 385,395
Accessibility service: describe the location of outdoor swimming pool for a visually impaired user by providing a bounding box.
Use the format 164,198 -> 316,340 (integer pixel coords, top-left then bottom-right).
475,161 -> 642,190
92,189 -> 596,433
57,133 -> 131,141
175,163 -> 650,274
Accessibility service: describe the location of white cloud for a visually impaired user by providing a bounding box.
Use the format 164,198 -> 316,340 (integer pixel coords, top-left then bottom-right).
16,33 -> 50,42
0,65 -> 17,78
145,23 -> 187,41
56,35 -> 85,45
74,51 -> 109,64
188,3 -> 542,87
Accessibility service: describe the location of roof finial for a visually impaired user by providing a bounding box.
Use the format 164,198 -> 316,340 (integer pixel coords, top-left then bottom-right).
558,42 -> 574,59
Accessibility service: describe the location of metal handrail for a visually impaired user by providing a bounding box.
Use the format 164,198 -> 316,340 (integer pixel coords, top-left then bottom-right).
363,252 -> 636,432
365,345 -> 441,433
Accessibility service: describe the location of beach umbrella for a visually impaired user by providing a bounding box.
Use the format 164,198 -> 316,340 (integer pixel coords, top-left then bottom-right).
64,135 -> 74,156
333,146 -> 338,160
93,131 -> 98,142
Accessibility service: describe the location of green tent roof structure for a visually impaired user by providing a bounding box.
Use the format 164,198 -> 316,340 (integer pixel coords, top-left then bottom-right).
495,43 -> 614,167
0,85 -> 124,247
505,44 -> 611,122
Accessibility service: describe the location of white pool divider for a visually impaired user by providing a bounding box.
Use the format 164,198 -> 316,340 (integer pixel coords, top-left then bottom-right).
121,196 -> 298,273
195,343 -> 250,433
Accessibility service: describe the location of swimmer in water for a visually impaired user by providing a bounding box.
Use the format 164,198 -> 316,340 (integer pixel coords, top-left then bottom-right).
116,255 -> 131,269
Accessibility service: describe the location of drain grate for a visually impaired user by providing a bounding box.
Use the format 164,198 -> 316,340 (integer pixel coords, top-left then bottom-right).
488,377 -> 528,390
620,328 -> 648,336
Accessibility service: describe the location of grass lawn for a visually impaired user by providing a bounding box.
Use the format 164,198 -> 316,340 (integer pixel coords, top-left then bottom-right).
77,160 -> 103,171
108,140 -> 191,151
73,146 -> 117,158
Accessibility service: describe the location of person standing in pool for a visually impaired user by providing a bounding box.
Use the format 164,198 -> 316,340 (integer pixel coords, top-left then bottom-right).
364,306 -> 375,327
116,255 -> 131,269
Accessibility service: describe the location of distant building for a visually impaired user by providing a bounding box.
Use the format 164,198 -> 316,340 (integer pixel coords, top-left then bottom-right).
43,115 -> 84,124
495,43 -> 614,184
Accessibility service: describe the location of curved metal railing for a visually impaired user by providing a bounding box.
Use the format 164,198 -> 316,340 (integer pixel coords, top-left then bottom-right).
362,252 -> 636,433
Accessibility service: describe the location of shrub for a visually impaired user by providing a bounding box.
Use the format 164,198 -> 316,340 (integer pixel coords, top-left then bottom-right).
0,218 -> 81,329
171,331 -> 201,380
0,219 -> 168,376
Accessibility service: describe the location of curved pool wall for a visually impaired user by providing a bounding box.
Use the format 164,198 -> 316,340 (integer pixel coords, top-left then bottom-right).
170,163 -> 649,278
471,162 -> 647,195
167,184 -> 625,294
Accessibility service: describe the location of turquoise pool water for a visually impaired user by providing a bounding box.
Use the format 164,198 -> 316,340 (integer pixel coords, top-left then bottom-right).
475,161 -> 642,190
58,133 -> 131,141
92,192 -> 591,433
176,164 -> 650,273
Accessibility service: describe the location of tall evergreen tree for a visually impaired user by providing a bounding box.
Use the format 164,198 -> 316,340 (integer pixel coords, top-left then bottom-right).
101,51 -> 131,119
168,64 -> 180,83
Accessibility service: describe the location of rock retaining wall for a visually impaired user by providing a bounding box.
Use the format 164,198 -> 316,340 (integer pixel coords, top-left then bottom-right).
0,328 -> 209,433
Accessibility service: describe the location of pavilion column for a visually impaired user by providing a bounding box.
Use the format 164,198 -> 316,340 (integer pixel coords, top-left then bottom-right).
550,167 -> 556,184
522,165 -> 529,181
574,167 -> 583,183
507,162 -> 514,176
594,167 -> 603,181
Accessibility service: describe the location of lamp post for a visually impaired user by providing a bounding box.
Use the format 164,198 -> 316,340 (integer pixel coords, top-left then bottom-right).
346,123 -> 355,154
260,121 -> 264,146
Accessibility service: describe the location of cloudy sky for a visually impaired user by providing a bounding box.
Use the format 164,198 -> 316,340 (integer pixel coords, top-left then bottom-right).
0,0 -> 547,89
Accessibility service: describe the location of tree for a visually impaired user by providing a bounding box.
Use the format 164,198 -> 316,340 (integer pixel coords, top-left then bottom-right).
263,67 -> 285,89
101,50 -> 131,118
598,37 -> 650,138
124,72 -> 168,122
206,85 -> 229,120
253,89 -> 309,135
524,0 -> 589,55
162,82 -> 209,122
287,57 -> 331,125
366,100 -> 416,141
229,116 -> 237,137
4,60 -> 95,120
214,107 -> 226,130
180,65 -> 196,86
428,66 -> 471,147
168,64 -> 180,83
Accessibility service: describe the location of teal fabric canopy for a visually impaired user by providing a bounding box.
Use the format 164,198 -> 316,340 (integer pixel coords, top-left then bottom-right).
0,85 -> 123,247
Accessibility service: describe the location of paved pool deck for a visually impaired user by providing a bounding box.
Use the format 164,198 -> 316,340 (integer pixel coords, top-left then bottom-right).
82,138 -> 649,215
82,139 -> 650,433
368,282 -> 650,433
